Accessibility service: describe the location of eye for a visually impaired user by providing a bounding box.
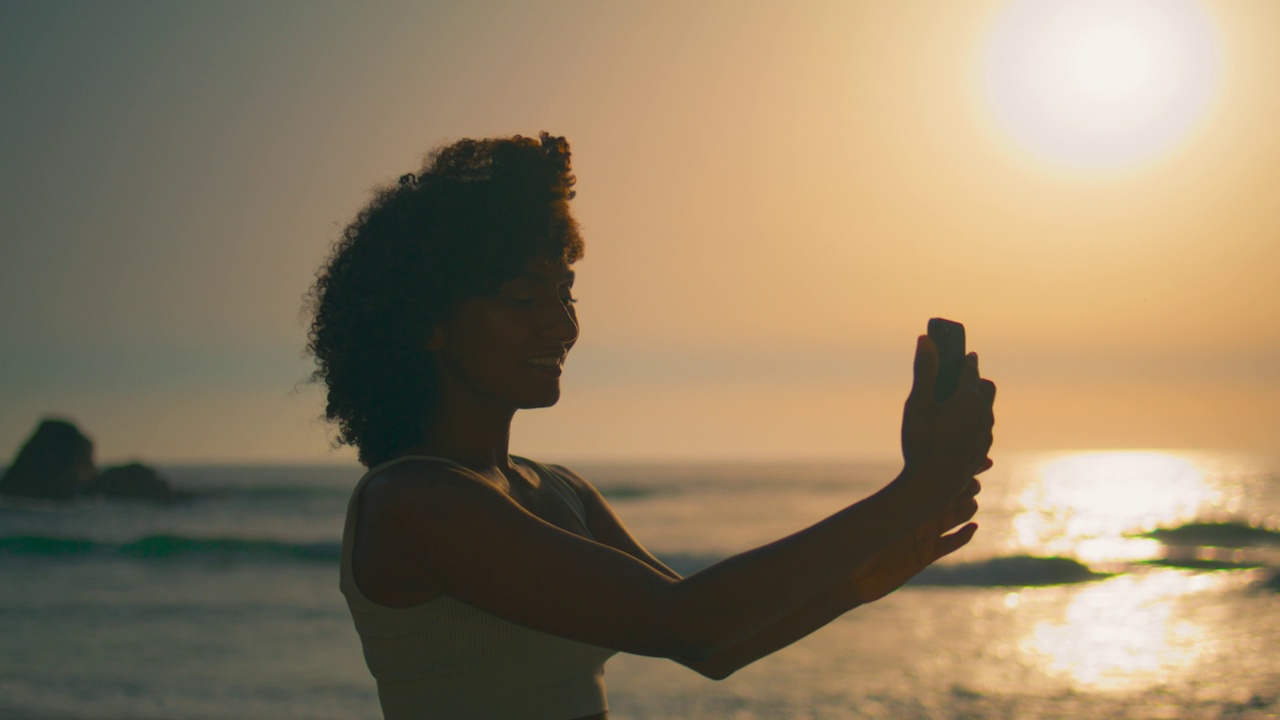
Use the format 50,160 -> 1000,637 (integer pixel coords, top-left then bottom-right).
498,283 -> 536,305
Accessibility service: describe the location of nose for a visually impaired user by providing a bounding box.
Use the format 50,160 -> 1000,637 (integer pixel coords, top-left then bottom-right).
542,299 -> 578,345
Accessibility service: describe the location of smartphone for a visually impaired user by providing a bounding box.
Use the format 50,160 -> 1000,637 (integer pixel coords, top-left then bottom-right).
927,318 -> 966,402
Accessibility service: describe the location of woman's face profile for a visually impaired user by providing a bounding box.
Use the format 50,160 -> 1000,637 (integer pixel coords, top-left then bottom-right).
428,255 -> 579,411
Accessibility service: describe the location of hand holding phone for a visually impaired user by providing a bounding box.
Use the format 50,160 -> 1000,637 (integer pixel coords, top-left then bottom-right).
901,317 -> 992,515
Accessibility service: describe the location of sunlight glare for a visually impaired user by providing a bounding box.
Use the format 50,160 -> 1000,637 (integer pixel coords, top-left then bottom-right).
1020,573 -> 1222,690
1009,451 -> 1220,564
982,0 -> 1221,168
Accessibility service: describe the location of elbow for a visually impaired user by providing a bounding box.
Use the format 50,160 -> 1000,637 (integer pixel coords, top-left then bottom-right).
652,635 -> 722,677
645,582 -> 740,679
661,625 -> 736,680
697,663 -> 736,681
676,653 -> 736,681
642,585 -> 716,663
643,628 -> 730,680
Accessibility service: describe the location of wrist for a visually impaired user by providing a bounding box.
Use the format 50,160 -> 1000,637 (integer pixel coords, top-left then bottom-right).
887,465 -> 953,521
821,577 -> 867,614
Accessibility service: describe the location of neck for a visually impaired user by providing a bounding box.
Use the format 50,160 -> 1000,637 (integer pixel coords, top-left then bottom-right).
414,396 -> 517,472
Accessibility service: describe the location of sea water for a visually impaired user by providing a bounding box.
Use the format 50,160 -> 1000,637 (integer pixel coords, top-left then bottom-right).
1,451 -> 1278,719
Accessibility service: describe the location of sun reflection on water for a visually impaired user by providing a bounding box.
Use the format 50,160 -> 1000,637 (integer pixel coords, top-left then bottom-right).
1009,451 -> 1224,565
992,451 -> 1269,693
1018,571 -> 1232,691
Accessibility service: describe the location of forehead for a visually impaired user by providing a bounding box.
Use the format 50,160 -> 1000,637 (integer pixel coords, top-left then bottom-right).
506,257 -> 575,284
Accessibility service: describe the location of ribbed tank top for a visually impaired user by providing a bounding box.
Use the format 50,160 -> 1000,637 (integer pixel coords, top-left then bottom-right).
339,455 -> 618,720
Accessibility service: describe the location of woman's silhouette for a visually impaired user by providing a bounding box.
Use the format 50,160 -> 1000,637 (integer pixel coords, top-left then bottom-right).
307,132 -> 995,720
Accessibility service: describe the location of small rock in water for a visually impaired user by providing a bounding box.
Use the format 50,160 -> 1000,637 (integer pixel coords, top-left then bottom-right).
1,418 -> 175,503
0,418 -> 97,501
90,462 -> 174,502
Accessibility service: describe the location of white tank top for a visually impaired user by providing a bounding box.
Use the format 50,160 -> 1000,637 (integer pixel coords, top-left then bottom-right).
339,455 -> 617,719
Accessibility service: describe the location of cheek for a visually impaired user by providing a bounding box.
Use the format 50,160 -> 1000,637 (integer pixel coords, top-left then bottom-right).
472,306 -> 532,346
446,306 -> 533,362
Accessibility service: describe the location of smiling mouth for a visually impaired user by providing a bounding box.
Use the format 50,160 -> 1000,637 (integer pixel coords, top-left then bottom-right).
526,356 -> 565,373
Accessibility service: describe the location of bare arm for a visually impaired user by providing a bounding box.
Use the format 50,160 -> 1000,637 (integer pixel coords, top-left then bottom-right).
547,464 -> 680,581
690,476 -> 983,679
682,343 -> 996,676
556,464 -> 984,679
378,462 -> 940,665
370,336 -> 993,667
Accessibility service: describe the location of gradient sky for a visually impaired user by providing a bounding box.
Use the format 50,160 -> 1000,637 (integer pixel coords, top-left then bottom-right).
2,1 -> 1277,463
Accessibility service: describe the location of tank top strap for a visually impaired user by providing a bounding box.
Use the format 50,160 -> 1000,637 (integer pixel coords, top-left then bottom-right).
515,457 -> 592,538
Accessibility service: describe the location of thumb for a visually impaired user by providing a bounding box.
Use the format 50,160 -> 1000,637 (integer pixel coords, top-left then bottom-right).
910,335 -> 938,405
934,522 -> 978,560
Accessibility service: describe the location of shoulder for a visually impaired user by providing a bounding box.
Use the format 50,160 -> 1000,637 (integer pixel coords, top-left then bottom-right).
370,456 -> 477,484
540,461 -> 679,580
359,457 -> 502,521
515,458 -> 608,515
542,462 -> 603,502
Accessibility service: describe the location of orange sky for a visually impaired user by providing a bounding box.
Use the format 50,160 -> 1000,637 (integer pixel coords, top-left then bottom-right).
1,1 -> 1276,463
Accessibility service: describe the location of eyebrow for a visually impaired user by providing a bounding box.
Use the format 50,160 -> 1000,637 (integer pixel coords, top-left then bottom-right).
512,269 -> 575,284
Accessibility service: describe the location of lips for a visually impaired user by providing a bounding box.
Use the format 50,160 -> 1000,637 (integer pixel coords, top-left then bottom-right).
525,355 -> 565,376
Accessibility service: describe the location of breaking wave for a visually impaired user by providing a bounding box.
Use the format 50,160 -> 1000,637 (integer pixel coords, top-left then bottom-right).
910,556 -> 1110,587
1140,520 -> 1280,548
0,534 -> 341,562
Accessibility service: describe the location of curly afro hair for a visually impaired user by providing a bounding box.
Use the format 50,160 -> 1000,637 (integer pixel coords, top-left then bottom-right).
306,132 -> 584,466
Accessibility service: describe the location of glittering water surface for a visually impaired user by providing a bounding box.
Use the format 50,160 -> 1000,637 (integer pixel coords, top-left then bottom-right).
1,451 -> 1277,719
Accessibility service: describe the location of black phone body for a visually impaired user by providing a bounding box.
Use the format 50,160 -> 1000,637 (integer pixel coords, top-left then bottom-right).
927,318 -> 966,402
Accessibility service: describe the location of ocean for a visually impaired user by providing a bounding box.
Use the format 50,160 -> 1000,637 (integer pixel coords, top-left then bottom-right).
2,450 -> 1278,719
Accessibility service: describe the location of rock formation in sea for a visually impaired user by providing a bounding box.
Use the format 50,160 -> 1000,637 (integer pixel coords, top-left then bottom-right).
0,418 -> 97,500
88,462 -> 175,502
1,418 -> 174,502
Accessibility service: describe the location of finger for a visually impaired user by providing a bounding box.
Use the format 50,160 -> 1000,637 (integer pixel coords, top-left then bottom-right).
947,494 -> 979,528
910,335 -> 938,404
951,477 -> 980,504
936,489 -> 979,532
934,522 -> 978,560
980,380 -> 997,440
979,378 -> 996,404
977,430 -> 998,458
970,454 -> 991,479
978,379 -> 996,420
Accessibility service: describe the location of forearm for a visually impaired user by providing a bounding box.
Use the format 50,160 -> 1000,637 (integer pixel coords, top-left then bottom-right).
683,579 -> 862,680
649,335 -> 992,666
657,470 -> 940,663
680,496 -> 973,679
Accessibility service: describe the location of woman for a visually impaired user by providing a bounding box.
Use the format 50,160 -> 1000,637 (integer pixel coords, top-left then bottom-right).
307,132 -> 996,720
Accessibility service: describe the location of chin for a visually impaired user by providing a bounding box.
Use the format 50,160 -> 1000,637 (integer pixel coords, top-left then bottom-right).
517,387 -> 562,410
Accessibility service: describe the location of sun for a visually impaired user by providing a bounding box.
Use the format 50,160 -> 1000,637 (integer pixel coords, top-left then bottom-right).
982,0 -> 1221,169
